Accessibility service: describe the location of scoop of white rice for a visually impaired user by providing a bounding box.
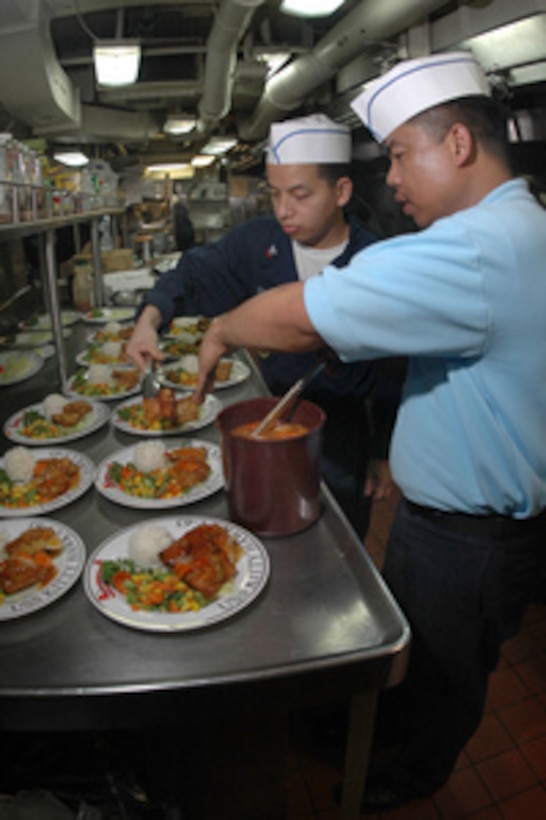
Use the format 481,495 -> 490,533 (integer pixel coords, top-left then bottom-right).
102,341 -> 122,358
104,321 -> 121,335
133,440 -> 167,473
4,446 -> 35,483
129,525 -> 172,568
172,316 -> 198,330
178,354 -> 198,373
88,364 -> 113,385
42,393 -> 68,420
173,331 -> 195,346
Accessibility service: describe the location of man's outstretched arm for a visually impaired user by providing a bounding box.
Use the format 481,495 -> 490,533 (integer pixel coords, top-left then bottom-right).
195,282 -> 324,401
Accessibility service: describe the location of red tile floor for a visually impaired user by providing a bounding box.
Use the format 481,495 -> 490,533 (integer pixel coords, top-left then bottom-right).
286,488 -> 546,819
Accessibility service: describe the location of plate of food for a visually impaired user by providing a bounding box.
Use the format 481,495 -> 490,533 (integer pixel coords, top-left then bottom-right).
0,329 -> 71,349
0,518 -> 86,620
165,315 -> 211,338
95,439 -> 223,509
161,334 -> 209,357
76,340 -> 132,367
0,351 -> 44,387
160,355 -> 250,391
19,311 -> 81,331
4,395 -> 110,445
0,446 -> 95,517
113,389 -> 222,436
86,321 -> 135,345
65,365 -> 142,401
82,307 -> 135,324
83,515 -> 270,631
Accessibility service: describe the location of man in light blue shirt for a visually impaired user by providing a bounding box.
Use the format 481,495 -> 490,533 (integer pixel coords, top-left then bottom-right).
195,51 -> 546,810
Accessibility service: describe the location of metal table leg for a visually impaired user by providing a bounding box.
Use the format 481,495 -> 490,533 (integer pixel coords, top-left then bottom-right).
339,690 -> 378,820
43,228 -> 68,389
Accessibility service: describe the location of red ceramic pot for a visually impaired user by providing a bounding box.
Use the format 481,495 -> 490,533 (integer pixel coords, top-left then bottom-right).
216,396 -> 326,536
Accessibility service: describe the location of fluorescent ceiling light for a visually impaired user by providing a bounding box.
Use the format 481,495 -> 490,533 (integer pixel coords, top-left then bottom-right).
202,137 -> 237,156
94,40 -> 141,86
191,155 -> 216,168
163,116 -> 196,136
280,0 -> 345,17
53,151 -> 89,167
145,163 -> 193,179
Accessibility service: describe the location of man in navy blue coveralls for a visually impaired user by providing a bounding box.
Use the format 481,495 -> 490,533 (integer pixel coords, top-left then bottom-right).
126,114 -> 400,538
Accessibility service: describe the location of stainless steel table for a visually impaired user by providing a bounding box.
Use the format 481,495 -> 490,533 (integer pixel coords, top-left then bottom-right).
0,323 -> 410,819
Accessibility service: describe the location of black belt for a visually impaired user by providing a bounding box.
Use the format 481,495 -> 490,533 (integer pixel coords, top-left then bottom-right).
406,500 -> 546,538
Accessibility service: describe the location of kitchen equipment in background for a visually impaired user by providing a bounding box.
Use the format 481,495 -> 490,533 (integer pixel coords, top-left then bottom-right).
102,269 -> 155,306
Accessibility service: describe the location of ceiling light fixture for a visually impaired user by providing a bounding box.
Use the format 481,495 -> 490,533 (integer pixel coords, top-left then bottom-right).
93,40 -> 141,87
53,151 -> 89,168
163,115 -> 197,136
145,163 -> 193,179
202,137 -> 238,156
280,0 -> 345,17
191,155 -> 216,168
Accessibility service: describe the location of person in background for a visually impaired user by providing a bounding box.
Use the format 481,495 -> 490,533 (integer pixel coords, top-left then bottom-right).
126,113 -> 400,540
171,199 -> 195,251
193,52 -> 546,811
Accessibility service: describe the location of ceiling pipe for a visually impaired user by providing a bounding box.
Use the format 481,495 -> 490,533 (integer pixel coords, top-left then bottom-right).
240,0 -> 453,141
36,104 -> 160,142
196,0 -> 266,135
0,0 -> 80,131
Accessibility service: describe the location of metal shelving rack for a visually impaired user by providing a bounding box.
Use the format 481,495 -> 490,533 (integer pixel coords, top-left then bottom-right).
0,207 -> 125,386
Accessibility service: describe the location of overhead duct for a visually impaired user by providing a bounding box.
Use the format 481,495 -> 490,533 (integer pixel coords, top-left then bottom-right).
240,0 -> 452,141
0,0 -> 80,131
197,0 -> 266,134
36,104 -> 160,143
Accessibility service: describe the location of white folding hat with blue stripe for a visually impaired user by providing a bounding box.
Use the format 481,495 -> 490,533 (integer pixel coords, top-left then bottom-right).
351,51 -> 491,143
266,113 -> 351,164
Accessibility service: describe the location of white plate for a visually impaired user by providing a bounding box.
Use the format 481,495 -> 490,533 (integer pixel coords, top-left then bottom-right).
4,400 -> 110,446
64,368 -> 142,402
82,307 -> 135,324
0,448 -> 96,517
160,357 -> 250,391
0,518 -> 86,620
19,311 -> 81,330
0,330 -> 70,348
0,351 -> 44,386
113,393 -> 222,437
39,344 -> 56,360
83,515 -> 270,631
95,439 -> 223,509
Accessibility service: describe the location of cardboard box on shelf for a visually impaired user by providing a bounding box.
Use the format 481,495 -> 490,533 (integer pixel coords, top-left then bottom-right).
78,245 -> 134,271
60,247 -> 135,281
100,248 -> 135,272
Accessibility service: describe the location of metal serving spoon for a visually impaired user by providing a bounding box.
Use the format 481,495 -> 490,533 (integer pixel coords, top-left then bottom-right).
251,360 -> 325,438
142,358 -> 162,398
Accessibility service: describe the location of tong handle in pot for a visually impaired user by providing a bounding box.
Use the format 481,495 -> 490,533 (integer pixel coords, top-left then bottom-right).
251,360 -> 325,438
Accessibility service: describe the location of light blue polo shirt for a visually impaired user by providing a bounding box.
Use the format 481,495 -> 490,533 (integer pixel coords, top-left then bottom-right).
305,179 -> 546,516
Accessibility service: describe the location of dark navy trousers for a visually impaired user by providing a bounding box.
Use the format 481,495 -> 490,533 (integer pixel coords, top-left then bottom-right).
372,498 -> 546,795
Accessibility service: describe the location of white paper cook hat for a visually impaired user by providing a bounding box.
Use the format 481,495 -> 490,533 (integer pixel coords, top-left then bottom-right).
351,51 -> 491,143
266,113 -> 351,164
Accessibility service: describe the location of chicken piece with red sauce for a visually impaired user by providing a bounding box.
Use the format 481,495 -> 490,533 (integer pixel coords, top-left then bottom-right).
160,523 -> 242,600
